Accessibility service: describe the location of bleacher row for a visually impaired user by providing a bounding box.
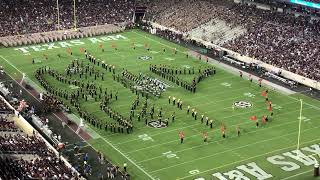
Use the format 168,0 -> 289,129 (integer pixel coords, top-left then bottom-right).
0,96 -> 78,179
0,24 -> 124,47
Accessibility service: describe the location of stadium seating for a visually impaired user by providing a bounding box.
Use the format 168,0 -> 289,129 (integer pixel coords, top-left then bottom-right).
0,24 -> 124,47
143,0 -> 320,81
0,0 -> 134,37
0,96 -> 77,179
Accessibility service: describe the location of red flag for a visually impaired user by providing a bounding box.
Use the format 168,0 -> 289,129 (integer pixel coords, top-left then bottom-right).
111,43 -> 116,48
250,116 -> 257,121
179,132 -> 185,139
220,125 -> 225,133
66,48 -> 72,54
268,102 -> 273,112
262,116 -> 266,124
261,90 -> 267,97
203,132 -> 208,138
79,47 -> 85,53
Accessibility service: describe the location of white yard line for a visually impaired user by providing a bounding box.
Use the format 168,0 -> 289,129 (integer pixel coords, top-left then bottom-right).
114,99 -> 306,146
176,138 -> 320,179
154,129 -> 319,175
281,169 -> 314,180
132,31 -> 320,110
137,112 -> 316,164
126,105 -> 314,154
0,55 -> 156,180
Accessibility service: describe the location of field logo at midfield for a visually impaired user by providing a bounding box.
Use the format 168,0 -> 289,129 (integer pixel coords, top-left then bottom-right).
148,120 -> 167,128
138,55 -> 153,61
14,34 -> 128,54
234,101 -> 252,108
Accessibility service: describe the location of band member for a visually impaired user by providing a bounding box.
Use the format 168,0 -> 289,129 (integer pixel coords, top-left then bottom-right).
203,132 -> 208,143
179,131 -> 185,144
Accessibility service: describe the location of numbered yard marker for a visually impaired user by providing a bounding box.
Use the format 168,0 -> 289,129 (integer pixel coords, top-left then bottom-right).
272,104 -> 282,110
162,151 -> 179,159
221,82 -> 231,87
138,134 -> 154,141
244,92 -> 255,98
298,116 -> 311,122
189,169 -> 200,175
165,57 -> 175,61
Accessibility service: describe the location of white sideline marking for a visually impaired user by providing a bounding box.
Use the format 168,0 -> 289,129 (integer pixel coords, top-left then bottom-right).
133,31 -> 320,109
150,124 -> 320,172
138,112 -> 316,164
281,169 -> 313,180
127,105 -> 314,154
0,55 -> 156,180
116,99 -> 307,146
175,138 -> 320,179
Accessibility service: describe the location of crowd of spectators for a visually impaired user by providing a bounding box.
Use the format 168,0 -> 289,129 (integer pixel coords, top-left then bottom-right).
0,97 -> 14,114
0,116 -> 19,132
0,93 -> 78,179
0,0 -> 134,37
0,126 -> 77,179
143,0 -> 320,81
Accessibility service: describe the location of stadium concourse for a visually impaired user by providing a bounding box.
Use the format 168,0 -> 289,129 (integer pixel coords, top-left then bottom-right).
0,0 -> 320,179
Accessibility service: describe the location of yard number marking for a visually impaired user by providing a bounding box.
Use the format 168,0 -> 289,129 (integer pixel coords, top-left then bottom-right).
162,151 -> 179,159
138,134 -> 154,142
244,92 -> 255,98
189,169 -> 200,175
221,82 -> 231,87
298,116 -> 311,122
272,104 -> 282,110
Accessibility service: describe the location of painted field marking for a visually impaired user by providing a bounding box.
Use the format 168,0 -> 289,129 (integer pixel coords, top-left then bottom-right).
115,99 -> 308,145
138,134 -> 154,142
0,55 -> 156,180
243,92 -> 255,98
221,82 -> 232,88
132,31 -> 320,111
162,151 -> 179,159
137,113 -> 316,164
298,116 -> 311,122
176,138 -> 320,179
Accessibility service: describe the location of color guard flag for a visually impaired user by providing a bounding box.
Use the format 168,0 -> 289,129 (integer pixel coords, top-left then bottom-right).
111,43 -> 117,49
79,47 -> 85,53
66,47 -> 72,54
250,115 -> 257,121
99,43 -> 104,49
261,90 -> 267,97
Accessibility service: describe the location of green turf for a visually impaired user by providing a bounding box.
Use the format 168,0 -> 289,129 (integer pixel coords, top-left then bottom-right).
1,29 -> 320,180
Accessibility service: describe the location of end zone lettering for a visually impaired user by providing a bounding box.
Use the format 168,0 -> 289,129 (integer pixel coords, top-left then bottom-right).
197,143 -> 320,180
14,34 -> 128,54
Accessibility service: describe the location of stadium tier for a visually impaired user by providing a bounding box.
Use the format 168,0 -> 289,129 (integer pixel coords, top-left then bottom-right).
0,0 -> 320,180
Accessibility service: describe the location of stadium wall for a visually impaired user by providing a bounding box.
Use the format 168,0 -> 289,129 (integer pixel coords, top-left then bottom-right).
146,21 -> 320,91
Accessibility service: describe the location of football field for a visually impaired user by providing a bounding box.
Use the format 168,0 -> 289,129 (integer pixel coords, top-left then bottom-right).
1,29 -> 320,180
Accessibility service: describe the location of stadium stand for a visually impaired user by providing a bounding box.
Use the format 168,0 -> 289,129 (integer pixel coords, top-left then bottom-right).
0,96 -> 78,179
0,0 -> 134,37
143,0 -> 320,81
